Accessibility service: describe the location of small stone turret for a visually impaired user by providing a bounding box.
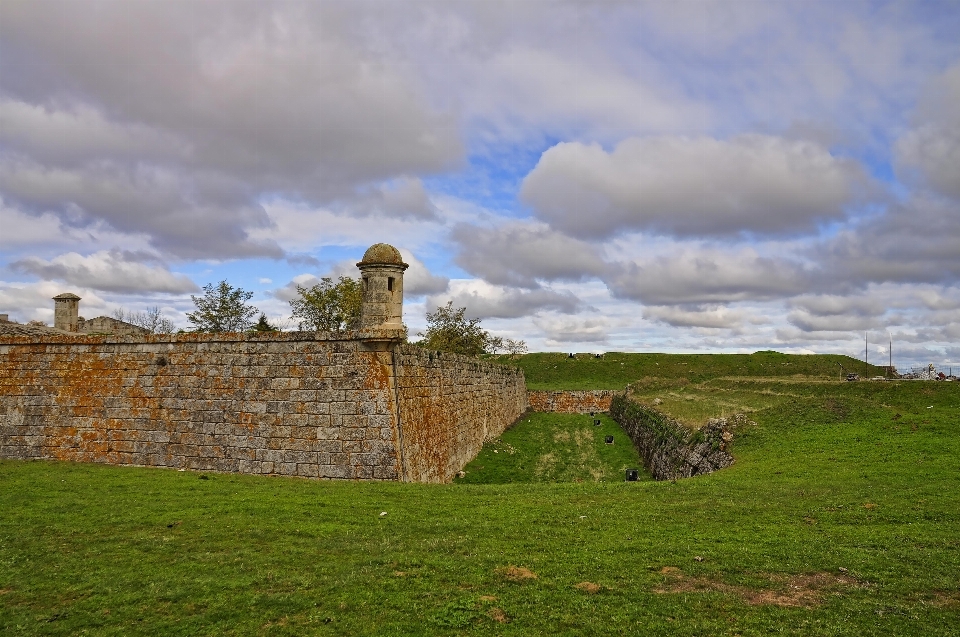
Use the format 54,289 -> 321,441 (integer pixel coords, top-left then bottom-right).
357,243 -> 408,329
53,293 -> 81,332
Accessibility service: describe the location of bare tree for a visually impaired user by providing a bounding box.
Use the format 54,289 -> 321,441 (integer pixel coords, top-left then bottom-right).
504,338 -> 528,358
115,306 -> 176,333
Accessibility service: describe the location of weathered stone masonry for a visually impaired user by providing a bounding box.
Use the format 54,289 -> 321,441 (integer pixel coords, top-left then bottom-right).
394,345 -> 529,483
0,331 -> 528,483
609,395 -> 734,480
527,390 -> 619,413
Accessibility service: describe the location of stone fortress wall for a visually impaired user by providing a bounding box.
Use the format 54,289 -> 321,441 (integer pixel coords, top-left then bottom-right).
0,244 -> 528,483
526,390 -> 619,414
393,345 -> 529,482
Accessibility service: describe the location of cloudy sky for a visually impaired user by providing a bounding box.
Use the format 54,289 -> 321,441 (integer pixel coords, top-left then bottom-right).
1,0 -> 958,369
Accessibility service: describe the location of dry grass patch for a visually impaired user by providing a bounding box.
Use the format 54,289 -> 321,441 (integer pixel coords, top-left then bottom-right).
930,591 -> 960,608
487,607 -> 509,623
574,581 -> 602,594
654,569 -> 859,608
499,566 -> 537,582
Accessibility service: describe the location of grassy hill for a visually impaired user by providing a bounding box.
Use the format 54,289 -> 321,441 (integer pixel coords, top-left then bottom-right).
2,355 -> 959,635
514,351 -> 889,390
455,412 -> 647,484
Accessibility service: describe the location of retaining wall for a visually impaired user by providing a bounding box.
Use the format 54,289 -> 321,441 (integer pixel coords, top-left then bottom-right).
527,390 -> 619,413
609,395 -> 734,480
0,331 -> 527,483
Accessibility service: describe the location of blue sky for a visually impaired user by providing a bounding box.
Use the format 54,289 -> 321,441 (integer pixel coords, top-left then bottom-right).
1,0 -> 958,371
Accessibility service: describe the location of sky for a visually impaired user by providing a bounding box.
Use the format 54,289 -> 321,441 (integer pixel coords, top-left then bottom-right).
1,0 -> 958,371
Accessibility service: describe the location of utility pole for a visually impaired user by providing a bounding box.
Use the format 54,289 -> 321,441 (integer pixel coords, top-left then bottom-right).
889,334 -> 892,378
865,332 -> 868,378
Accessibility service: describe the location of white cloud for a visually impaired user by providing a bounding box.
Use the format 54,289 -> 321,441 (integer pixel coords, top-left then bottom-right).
606,247 -> 809,305
0,2 -> 462,259
643,305 -> 750,329
814,196 -> 960,287
786,311 -> 882,333
332,178 -> 440,221
0,156 -> 284,259
451,221 -> 607,288
533,315 -> 612,345
0,99 -> 186,165
464,45 -> 708,141
789,294 -> 889,318
0,206 -> 68,248
426,279 -> 583,319
895,63 -> 960,200
11,250 -> 198,294
521,135 -> 873,239
398,249 -> 449,297
254,200 -> 450,256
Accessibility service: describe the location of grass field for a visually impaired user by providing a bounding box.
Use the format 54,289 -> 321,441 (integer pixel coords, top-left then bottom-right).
513,350 -> 889,390
2,354 -> 959,635
455,412 -> 647,484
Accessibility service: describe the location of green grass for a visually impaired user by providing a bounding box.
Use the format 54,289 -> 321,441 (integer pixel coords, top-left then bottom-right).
2,374 -> 959,634
454,412 -> 647,484
624,376 -> 942,429
514,351 -> 889,390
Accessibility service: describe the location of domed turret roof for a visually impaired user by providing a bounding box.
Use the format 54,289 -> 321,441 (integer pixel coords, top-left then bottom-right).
358,243 -> 407,266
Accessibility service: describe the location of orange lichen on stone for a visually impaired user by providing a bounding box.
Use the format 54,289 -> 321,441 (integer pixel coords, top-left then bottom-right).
527,390 -> 618,413
1,331 -> 525,482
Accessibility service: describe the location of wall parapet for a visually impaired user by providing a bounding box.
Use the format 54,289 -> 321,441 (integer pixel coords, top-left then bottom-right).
609,395 -> 734,480
0,327 -> 406,347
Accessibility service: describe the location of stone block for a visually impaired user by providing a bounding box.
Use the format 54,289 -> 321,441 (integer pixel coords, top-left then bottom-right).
275,462 -> 296,475
319,464 -> 349,479
373,465 -> 399,480
343,440 -> 364,453
352,465 -> 374,480
341,427 -> 366,441
314,439 -> 342,453
296,463 -> 319,478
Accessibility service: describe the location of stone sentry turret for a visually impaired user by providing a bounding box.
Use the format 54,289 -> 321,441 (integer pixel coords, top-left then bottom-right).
357,243 -> 408,330
53,293 -> 81,332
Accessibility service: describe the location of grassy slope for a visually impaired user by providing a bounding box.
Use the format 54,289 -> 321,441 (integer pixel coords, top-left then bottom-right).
455,412 -> 647,484
515,351 -> 889,390
2,380 -> 959,635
